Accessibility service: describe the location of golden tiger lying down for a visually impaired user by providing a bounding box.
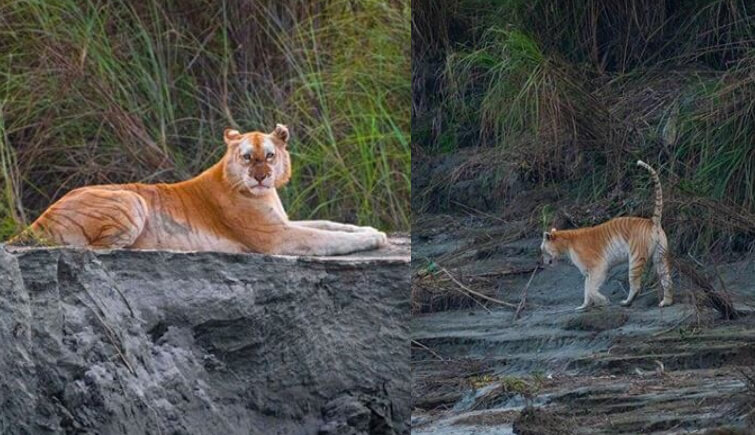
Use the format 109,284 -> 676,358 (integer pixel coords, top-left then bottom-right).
14,124 -> 387,256
540,161 -> 673,310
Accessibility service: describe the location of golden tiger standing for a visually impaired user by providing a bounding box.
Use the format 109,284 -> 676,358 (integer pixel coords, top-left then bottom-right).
12,124 -> 387,256
540,161 -> 673,310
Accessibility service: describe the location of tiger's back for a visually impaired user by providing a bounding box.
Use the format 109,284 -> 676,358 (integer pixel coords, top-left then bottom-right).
555,217 -> 655,269
22,174 -> 260,253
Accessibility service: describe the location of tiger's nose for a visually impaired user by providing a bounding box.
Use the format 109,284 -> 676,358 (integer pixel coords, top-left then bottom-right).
254,173 -> 267,183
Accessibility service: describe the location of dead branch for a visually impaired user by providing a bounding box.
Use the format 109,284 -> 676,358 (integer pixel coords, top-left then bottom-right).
411,339 -> 446,362
514,267 -> 539,320
440,267 -> 518,308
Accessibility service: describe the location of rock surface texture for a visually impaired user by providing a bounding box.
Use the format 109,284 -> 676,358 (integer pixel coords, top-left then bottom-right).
0,236 -> 409,435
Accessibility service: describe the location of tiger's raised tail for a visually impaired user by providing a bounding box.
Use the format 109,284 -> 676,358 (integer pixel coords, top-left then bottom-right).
637,160 -> 662,228
638,160 -> 673,307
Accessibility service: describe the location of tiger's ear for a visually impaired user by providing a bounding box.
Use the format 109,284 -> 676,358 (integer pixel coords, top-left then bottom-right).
224,128 -> 241,146
272,123 -> 289,145
544,228 -> 557,240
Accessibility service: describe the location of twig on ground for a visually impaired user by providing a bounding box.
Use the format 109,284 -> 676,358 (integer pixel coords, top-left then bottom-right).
411,339 -> 446,362
440,267 -> 517,309
514,267 -> 539,320
468,268 -> 535,278
651,313 -> 693,337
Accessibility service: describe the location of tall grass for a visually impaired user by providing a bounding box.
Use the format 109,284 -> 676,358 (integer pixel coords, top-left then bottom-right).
0,0 -> 410,240
413,0 -> 755,257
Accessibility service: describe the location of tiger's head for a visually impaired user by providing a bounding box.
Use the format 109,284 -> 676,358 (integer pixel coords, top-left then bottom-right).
540,227 -> 561,266
222,124 -> 292,196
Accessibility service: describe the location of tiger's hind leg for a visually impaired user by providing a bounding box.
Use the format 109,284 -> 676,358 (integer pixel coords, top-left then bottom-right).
31,188 -> 148,249
621,253 -> 647,306
654,232 -> 673,307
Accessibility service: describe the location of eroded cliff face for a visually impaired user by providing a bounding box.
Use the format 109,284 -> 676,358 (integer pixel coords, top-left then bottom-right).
0,238 -> 409,435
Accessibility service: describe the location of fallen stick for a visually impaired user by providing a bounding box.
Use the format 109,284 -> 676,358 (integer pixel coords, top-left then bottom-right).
651,313 -> 692,337
514,266 -> 539,320
423,270 -> 491,312
444,275 -> 492,313
411,339 -> 446,362
467,268 -> 535,278
440,267 -> 518,308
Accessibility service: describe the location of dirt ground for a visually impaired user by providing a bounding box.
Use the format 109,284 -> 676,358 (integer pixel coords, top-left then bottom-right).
411,214 -> 755,434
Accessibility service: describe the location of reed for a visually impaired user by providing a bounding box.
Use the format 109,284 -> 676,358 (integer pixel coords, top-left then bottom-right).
0,0 -> 410,240
413,0 -> 755,257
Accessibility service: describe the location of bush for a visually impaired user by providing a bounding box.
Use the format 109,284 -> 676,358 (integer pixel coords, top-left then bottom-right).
412,0 -> 755,257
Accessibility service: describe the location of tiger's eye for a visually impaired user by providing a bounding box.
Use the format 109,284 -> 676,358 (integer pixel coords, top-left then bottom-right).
266,152 -> 275,160
242,153 -> 251,161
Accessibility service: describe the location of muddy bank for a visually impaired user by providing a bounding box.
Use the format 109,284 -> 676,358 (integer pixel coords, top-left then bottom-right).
0,237 -> 410,435
411,216 -> 755,434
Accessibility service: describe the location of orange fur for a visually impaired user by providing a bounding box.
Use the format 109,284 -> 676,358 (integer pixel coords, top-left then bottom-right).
544,218 -> 654,271
541,161 -> 673,310
14,125 -> 387,256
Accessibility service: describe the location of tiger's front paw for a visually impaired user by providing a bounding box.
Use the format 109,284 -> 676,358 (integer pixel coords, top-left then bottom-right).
371,231 -> 388,248
343,231 -> 388,253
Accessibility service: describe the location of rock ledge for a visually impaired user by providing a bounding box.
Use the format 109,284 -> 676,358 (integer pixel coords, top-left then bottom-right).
0,237 -> 409,434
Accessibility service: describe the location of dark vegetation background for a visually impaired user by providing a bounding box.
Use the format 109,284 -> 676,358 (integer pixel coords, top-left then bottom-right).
0,0 -> 410,240
413,0 -> 755,258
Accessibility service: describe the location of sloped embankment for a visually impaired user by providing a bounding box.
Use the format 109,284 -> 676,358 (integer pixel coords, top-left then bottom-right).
0,237 -> 410,435
411,217 -> 755,434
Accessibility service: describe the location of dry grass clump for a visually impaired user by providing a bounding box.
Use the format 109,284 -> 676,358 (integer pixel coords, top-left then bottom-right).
674,257 -> 741,321
470,375 -> 543,411
411,357 -> 494,410
512,406 -> 575,435
411,266 -> 517,314
411,275 -> 497,314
